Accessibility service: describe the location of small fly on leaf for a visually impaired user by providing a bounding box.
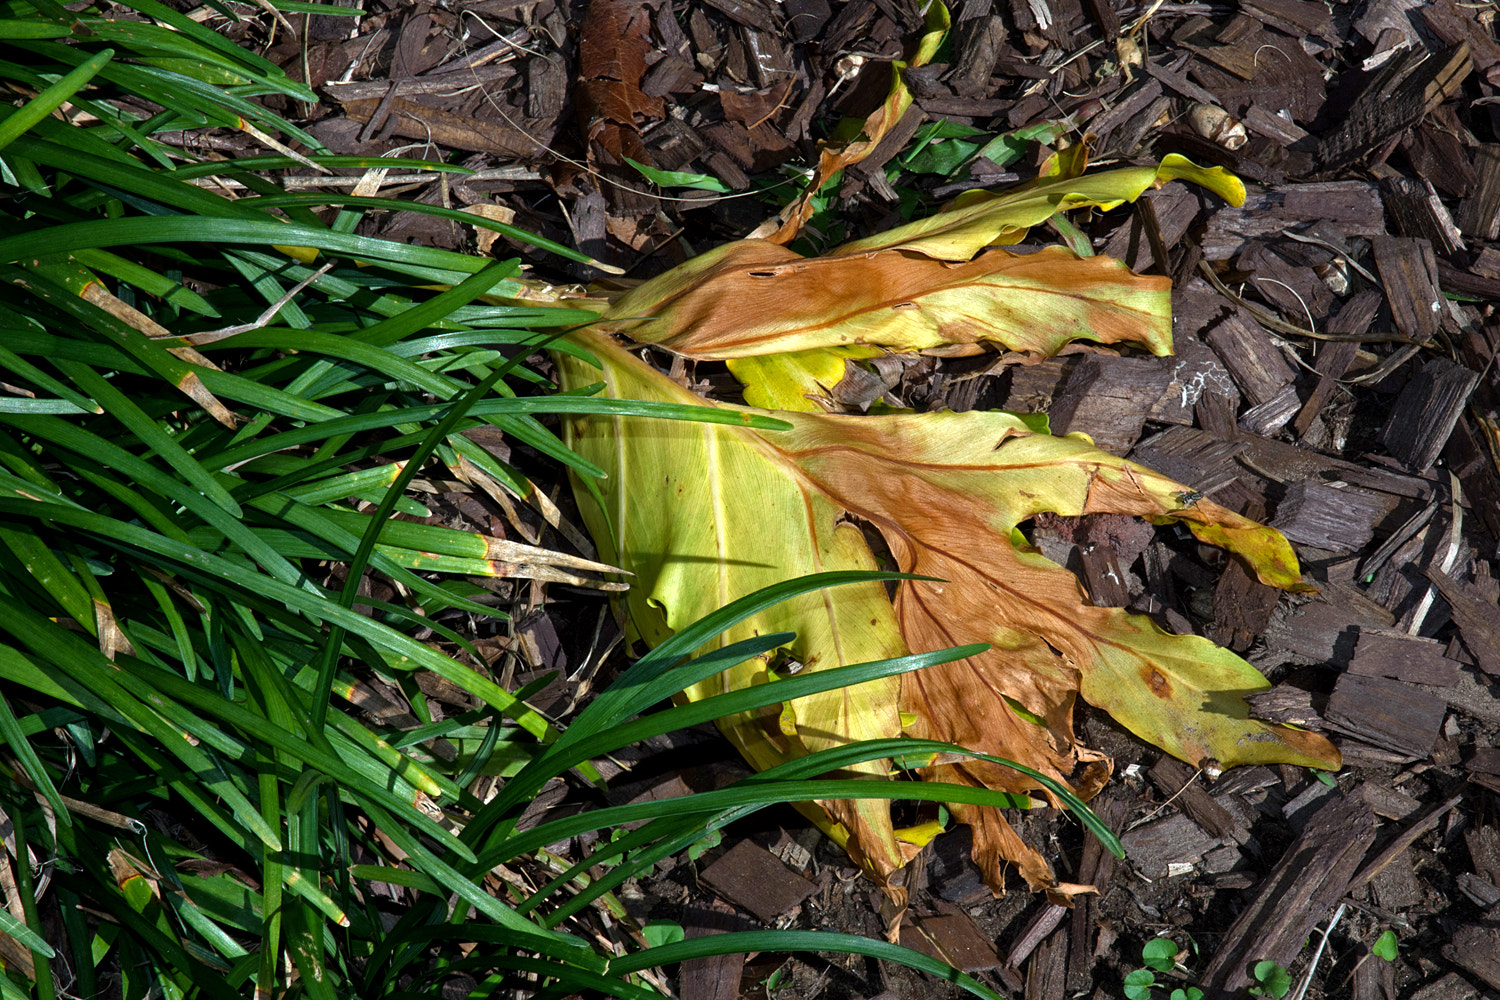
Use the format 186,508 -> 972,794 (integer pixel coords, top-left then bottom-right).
1175,490 -> 1203,507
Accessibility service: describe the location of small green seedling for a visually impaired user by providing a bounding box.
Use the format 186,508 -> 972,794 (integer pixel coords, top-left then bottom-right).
1125,938 -> 1202,1000
1142,937 -> 1180,972
640,922 -> 685,948
1249,960 -> 1292,999
1372,930 -> 1399,962
686,827 -> 722,861
1124,968 -> 1159,1000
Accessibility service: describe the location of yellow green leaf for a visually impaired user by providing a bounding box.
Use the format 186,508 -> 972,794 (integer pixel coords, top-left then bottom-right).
833,154 -> 1246,260
554,328 -> 1339,899
727,345 -> 885,412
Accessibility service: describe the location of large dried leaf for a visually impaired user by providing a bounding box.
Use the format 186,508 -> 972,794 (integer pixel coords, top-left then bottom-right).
555,327 -> 1340,900
595,240 -> 1173,360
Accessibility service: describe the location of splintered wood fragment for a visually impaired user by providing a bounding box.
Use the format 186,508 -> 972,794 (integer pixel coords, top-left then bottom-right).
1410,972 -> 1485,1000
1120,812 -> 1224,879
1350,792 -> 1464,889
679,900 -> 750,1000
1270,481 -> 1387,554
1081,0 -> 1119,39
1066,792 -> 1130,991
1442,926 -> 1500,989
1293,289 -> 1382,437
1199,789 -> 1378,996
1024,928 -> 1068,1000
699,839 -> 816,923
1325,674 -> 1446,760
1130,426 -> 1246,496
902,913 -> 1003,973
1005,357 -> 1080,413
1378,356 -> 1480,470
1421,566 -> 1500,676
1006,903 -> 1067,969
1382,176 -> 1466,254
1403,124 -> 1479,198
1240,0 -> 1335,41
1048,356 -> 1174,455
1148,757 -> 1241,840
1244,685 -> 1325,726
1436,258 -> 1500,299
1317,43 -> 1471,170
341,97 -> 546,157
1203,309 -> 1295,406
1347,626 -> 1461,685
1238,385 -> 1301,436
1202,182 -> 1384,257
947,7 -> 1009,98
1371,236 -> 1443,343
1458,145 -> 1500,239
1101,185 -> 1200,273
1211,558 -> 1279,651
1241,104 -> 1311,145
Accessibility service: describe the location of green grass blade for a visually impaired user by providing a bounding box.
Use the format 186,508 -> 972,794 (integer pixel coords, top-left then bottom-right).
0,48 -> 113,152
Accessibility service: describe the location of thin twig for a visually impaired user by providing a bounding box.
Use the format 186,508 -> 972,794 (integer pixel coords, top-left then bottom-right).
1196,259 -> 1419,343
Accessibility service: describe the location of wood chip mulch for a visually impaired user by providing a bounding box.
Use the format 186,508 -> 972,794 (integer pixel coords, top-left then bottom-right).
174,0 -> 1500,997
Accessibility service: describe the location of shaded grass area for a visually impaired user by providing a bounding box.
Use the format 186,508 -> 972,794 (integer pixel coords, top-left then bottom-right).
0,6 -> 1126,998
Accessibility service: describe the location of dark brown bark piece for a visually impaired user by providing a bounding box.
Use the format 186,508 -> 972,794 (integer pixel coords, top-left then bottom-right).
1409,973 -> 1484,1000
1101,184 -> 1201,273
947,5 -> 1008,97
1244,685 -> 1325,727
1317,43 -> 1472,171
1442,925 -> 1500,990
902,912 -> 1003,973
1374,236 -> 1440,346
1023,927 -> 1068,1000
339,96 -> 551,157
1403,125 -> 1478,198
1120,812 -> 1224,879
1293,289 -> 1382,437
1382,176 -> 1466,255
1347,627 -> 1461,686
700,0 -> 779,31
1271,482 -> 1389,555
1210,558 -> 1279,651
1458,145 -> 1500,239
680,900 -> 752,1000
1202,182 -> 1385,258
1199,789 -> 1378,997
1048,355 -> 1175,455
1378,356 -> 1480,471
1421,567 -> 1500,677
1066,793 -> 1129,991
1240,0 -> 1334,41
1324,674 -> 1446,760
700,839 -> 816,923
1202,309 -> 1295,406
1261,582 -> 1395,666
1148,757 -> 1242,840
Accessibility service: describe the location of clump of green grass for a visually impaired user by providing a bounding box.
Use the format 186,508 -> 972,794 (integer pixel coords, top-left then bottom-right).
0,5 -> 1118,998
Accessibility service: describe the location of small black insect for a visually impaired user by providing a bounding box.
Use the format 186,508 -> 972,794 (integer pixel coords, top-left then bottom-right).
1175,489 -> 1203,507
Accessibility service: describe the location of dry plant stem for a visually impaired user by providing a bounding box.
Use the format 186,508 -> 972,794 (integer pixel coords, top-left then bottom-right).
1406,472 -> 1464,635
1195,259 -> 1419,343
1290,902 -> 1346,1000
